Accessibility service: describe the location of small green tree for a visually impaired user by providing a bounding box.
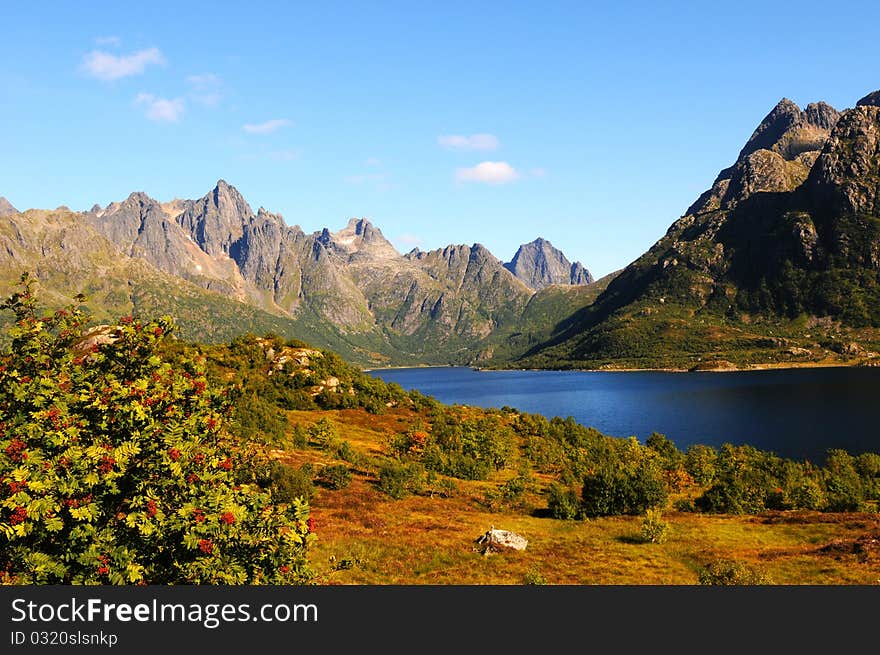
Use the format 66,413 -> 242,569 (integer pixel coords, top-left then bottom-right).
0,275 -> 314,585
640,508 -> 669,544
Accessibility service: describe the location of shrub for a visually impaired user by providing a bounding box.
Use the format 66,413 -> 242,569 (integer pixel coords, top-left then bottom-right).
546,483 -> 581,520
268,461 -> 315,504
640,509 -> 669,544
316,464 -> 352,490
581,461 -> 667,517
823,449 -> 865,511
308,418 -> 339,448
790,476 -> 825,510
290,425 -> 309,449
698,559 -> 772,585
0,276 -> 313,584
522,567 -> 547,585
378,461 -> 425,499
684,444 -> 718,486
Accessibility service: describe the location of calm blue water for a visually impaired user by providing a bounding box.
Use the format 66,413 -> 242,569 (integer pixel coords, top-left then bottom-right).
367,366 -> 880,463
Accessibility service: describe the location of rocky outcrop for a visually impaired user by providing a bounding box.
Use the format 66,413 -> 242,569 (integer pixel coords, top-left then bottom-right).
504,238 -> 594,289
0,197 -> 17,217
807,100 -> 880,217
856,90 -> 880,108
688,98 -> 841,215
720,149 -> 812,208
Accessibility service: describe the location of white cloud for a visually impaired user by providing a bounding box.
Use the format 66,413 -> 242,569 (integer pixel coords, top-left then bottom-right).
134,93 -> 184,122
438,133 -> 499,151
187,73 -> 222,107
95,36 -> 121,47
455,161 -> 520,184
82,47 -> 165,81
242,119 -> 291,135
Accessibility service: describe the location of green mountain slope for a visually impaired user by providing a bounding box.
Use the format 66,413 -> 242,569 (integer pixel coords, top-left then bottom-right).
519,90 -> 880,370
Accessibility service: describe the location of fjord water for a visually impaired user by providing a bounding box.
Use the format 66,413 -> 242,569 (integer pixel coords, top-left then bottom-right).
367,367 -> 880,463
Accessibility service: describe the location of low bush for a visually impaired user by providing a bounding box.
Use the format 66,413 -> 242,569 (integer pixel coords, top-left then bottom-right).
316,464 -> 352,490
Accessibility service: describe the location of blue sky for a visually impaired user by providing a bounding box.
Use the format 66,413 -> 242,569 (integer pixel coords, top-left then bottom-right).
1,1 -> 878,277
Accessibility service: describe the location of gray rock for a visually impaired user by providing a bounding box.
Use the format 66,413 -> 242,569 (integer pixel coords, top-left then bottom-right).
475,528 -> 528,554
808,104 -> 880,216
176,179 -> 253,257
504,237 -> 594,289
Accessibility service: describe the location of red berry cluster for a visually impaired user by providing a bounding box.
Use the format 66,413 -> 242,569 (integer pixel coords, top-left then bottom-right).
64,494 -> 93,509
198,539 -> 213,554
193,509 -> 206,523
147,500 -> 157,517
4,438 -> 27,462
168,447 -> 180,461
220,512 -> 235,525
7,480 -> 28,493
98,455 -> 116,474
97,554 -> 110,575
9,506 -> 27,525
218,458 -> 232,471
46,407 -> 62,428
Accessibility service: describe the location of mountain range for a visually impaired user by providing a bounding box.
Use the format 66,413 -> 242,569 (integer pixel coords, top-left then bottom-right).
3,87 -> 879,370
0,183 -> 598,366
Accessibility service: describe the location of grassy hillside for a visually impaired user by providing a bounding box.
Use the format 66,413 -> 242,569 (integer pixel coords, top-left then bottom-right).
181,333 -> 880,585
281,408 -> 880,585
3,280 -> 877,585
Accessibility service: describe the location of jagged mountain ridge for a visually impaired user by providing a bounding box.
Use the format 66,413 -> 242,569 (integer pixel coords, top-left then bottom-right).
520,88 -> 880,369
1,182 -> 599,366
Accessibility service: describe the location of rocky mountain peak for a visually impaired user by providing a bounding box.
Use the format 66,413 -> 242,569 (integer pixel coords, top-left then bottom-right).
804,101 -> 841,130
856,90 -> 880,108
504,238 -> 594,290
688,96 -> 841,215
331,217 -> 398,259
176,181 -> 254,256
0,196 -> 18,216
737,98 -> 803,160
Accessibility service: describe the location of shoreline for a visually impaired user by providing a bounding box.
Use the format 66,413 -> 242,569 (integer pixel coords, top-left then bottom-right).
367,358 -> 879,374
